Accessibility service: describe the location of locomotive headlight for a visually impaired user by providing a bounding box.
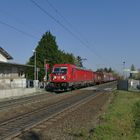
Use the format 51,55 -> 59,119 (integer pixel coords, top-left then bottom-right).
53,76 -> 56,80
61,75 -> 66,80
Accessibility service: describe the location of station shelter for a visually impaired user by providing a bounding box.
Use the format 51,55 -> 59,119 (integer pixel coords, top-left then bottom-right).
0,47 -> 33,89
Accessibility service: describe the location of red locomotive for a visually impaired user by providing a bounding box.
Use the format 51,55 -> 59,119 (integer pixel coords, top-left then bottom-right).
47,64 -> 95,91
47,63 -> 116,91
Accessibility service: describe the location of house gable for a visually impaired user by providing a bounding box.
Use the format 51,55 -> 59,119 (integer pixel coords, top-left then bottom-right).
0,47 -> 13,62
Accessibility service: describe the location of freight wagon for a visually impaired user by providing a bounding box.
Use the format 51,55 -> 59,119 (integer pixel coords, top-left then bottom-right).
46,63 -> 116,92
47,64 -> 95,91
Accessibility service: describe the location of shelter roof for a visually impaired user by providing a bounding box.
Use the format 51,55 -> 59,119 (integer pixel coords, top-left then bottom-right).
0,47 -> 13,60
0,61 -> 33,68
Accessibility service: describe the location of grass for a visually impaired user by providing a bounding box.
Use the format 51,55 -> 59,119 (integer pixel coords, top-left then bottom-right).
92,90 -> 140,140
67,90 -> 140,140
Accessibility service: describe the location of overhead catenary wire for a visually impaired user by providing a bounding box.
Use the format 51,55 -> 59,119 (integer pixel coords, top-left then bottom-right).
45,0 -> 116,67
30,0 -> 103,60
45,0 -> 115,64
45,0 -> 97,51
0,20 -> 37,39
45,0 -> 91,43
0,1 -> 119,71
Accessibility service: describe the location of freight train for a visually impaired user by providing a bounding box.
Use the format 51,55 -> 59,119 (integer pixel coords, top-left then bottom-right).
46,64 -> 116,91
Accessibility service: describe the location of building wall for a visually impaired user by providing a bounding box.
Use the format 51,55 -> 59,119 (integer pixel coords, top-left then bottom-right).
0,65 -> 26,89
0,65 -> 25,79
0,49 -> 29,89
0,78 -> 26,89
0,53 -> 8,62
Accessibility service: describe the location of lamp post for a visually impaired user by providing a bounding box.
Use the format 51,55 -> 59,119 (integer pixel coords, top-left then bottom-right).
81,58 -> 87,67
44,59 -> 49,81
33,50 -> 36,81
123,61 -> 125,79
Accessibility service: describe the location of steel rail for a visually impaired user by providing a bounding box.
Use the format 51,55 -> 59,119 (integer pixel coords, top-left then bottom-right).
0,81 -> 116,111
0,82 -> 117,140
0,92 -> 53,110
0,90 -> 105,140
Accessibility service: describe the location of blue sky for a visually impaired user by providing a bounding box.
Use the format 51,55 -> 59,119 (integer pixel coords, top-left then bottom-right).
0,0 -> 140,73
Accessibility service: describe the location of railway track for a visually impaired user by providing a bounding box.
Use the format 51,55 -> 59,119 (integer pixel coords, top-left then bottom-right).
0,91 -> 104,140
0,92 -> 54,110
0,82 -> 117,140
0,81 -> 116,110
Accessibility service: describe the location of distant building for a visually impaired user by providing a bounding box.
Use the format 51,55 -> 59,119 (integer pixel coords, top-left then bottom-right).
0,47 -> 33,89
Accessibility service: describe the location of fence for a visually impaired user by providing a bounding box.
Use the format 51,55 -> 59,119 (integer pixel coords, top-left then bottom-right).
117,79 -> 140,91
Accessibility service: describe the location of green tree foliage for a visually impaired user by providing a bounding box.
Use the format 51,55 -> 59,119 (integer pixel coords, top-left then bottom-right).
59,51 -> 75,64
130,64 -> 137,79
75,56 -> 83,67
131,64 -> 135,71
96,67 -> 113,73
108,67 -> 113,73
96,68 -> 103,72
96,67 -> 121,78
26,31 -> 75,81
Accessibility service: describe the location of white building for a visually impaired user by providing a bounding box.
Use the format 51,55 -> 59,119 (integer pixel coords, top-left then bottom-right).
0,47 -> 33,89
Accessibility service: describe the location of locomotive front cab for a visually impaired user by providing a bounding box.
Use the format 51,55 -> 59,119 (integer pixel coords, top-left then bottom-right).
51,66 -> 68,81
49,65 -> 70,91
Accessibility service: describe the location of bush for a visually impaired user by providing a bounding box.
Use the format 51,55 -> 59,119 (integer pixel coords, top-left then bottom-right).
133,101 -> 140,133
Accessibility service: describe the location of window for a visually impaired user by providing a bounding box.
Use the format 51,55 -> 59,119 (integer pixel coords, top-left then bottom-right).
53,67 -> 67,74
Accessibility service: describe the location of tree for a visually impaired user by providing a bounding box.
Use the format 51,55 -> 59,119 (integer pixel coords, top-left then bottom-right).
96,67 -> 113,73
75,56 -> 83,67
26,31 -> 76,81
104,67 -> 108,72
108,67 -> 113,73
59,51 -> 75,64
131,64 -> 135,71
130,64 -> 136,79
96,68 -> 103,72
26,31 -> 60,81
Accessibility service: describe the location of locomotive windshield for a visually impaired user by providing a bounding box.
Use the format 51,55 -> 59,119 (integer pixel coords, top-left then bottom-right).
53,67 -> 67,74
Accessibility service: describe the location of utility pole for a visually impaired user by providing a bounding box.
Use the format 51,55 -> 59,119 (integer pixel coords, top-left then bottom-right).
33,50 -> 36,81
123,61 -> 125,79
32,49 -> 37,88
44,59 -> 49,82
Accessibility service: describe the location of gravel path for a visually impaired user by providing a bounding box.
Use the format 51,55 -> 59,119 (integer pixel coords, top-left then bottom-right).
0,90 -> 81,123
18,91 -> 113,140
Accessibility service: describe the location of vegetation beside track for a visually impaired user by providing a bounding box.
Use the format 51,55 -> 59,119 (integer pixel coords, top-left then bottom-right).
14,90 -> 140,140
69,90 -> 140,140
92,90 -> 140,140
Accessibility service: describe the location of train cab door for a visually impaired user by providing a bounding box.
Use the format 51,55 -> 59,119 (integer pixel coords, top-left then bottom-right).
72,68 -> 76,82
71,68 -> 77,89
